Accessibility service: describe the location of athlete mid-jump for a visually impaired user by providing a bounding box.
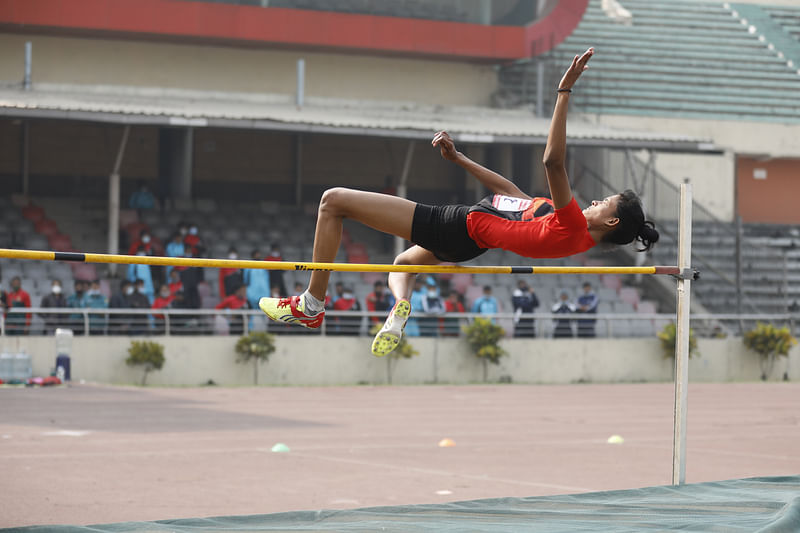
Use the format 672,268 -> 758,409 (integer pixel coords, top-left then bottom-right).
259,48 -> 659,355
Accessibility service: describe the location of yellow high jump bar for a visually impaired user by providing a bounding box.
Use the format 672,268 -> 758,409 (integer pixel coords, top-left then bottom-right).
0,248 -> 684,277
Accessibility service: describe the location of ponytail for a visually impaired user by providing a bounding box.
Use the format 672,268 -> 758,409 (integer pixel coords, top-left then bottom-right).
604,190 -> 660,252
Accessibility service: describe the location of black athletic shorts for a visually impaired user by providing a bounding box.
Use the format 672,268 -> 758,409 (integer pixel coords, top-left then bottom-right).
410,203 -> 488,263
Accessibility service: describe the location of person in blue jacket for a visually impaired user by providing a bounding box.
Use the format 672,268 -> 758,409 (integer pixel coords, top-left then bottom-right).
243,249 -> 271,311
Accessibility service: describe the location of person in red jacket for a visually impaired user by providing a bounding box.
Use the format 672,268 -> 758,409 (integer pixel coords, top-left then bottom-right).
331,286 -> 361,336
442,291 -> 465,337
151,284 -> 175,334
216,284 -> 250,335
218,247 -> 243,298
6,276 -> 32,335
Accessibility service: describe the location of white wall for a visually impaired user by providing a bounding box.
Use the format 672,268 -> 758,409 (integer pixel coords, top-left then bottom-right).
3,335 -> 797,386
0,33 -> 499,107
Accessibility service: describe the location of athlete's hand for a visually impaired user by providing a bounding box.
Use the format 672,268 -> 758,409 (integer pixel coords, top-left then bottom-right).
558,47 -> 594,90
432,131 -> 459,162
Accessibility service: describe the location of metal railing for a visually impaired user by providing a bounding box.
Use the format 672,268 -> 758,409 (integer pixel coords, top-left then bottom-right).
2,308 -> 796,339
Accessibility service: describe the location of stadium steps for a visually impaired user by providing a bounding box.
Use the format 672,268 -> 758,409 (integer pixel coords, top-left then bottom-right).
732,3 -> 800,69
498,0 -> 800,123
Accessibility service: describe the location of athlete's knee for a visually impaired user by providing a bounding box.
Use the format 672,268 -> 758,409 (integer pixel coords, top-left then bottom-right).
319,187 -> 350,216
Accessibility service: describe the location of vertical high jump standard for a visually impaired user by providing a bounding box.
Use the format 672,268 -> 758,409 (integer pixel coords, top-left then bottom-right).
0,184 -> 694,485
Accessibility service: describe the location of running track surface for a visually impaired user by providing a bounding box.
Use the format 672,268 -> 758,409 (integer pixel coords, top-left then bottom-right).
1,383 -> 798,528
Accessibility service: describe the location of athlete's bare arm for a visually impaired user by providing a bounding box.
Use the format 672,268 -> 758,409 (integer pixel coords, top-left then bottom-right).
432,131 -> 530,200
543,47 -> 594,210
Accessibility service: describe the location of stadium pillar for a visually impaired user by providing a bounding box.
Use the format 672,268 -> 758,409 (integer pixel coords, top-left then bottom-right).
20,120 -> 29,196
394,140 -> 415,258
158,127 -> 193,201
108,125 -> 130,274
479,0 -> 492,24
497,144 -> 514,184
465,145 -> 487,204
530,145 -> 546,195
294,134 -> 303,206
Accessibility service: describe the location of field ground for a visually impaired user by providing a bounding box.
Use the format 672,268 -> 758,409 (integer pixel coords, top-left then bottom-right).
1,382 -> 798,528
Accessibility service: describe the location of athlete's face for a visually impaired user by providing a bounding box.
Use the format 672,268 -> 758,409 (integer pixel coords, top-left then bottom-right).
583,195 -> 621,229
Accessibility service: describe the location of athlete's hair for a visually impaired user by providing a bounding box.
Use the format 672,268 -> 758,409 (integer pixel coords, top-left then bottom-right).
604,190 -> 659,252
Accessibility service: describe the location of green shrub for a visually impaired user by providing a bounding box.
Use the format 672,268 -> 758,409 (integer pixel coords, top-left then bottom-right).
235,331 -> 276,385
462,317 -> 507,365
743,322 -> 797,380
126,340 -> 165,386
657,322 -> 698,359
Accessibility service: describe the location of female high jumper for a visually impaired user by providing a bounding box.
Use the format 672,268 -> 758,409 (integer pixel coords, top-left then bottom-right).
259,48 -> 659,355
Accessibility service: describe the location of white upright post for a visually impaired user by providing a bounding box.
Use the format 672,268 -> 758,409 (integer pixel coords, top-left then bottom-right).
394,141 -> 415,258
107,125 -> 130,274
672,181 -> 692,485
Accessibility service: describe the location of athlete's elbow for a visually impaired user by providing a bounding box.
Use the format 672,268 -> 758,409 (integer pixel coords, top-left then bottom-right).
542,156 -> 565,171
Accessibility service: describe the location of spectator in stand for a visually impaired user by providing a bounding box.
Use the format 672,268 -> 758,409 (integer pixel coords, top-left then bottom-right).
151,283 -> 176,334
442,290 -> 465,336
575,282 -> 599,338
128,180 -> 157,211
331,286 -> 361,335
216,284 -> 250,335
552,291 -> 575,338
472,285 -> 499,323
127,246 -> 155,303
365,280 -> 394,325
219,247 -> 243,298
265,243 -> 287,297
168,269 -> 183,296
128,229 -> 154,256
179,249 -> 203,310
129,278 -> 153,334
243,249 -> 270,311
331,282 -> 345,306
40,279 -> 68,335
183,223 -> 204,257
6,276 -> 32,335
511,280 -> 539,338
405,278 -> 426,337
83,280 -> 109,335
109,280 -> 135,335
165,232 -> 185,280
67,280 -> 87,335
420,280 -> 445,336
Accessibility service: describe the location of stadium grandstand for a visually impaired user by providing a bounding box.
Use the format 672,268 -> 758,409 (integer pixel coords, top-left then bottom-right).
0,0 -> 799,338
1,1 -> 800,531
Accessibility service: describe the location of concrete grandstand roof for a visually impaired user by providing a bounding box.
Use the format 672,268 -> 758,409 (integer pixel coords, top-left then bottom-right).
0,84 -> 718,152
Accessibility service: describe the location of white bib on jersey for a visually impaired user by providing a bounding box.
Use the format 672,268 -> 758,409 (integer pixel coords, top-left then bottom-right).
491,194 -> 532,212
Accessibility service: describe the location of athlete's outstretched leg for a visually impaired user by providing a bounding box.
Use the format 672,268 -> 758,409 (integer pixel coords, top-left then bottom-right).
387,245 -> 440,302
372,246 -> 440,356
260,187 -> 417,329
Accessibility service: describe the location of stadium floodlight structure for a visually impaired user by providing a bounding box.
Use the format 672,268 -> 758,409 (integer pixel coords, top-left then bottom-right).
0,184 -> 695,485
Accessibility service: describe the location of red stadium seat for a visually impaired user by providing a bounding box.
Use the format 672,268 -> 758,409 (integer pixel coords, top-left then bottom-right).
48,233 -> 73,252
35,219 -> 59,237
21,205 -> 45,223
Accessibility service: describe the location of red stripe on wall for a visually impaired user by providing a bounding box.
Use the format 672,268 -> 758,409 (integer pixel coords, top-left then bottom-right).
0,0 -> 588,60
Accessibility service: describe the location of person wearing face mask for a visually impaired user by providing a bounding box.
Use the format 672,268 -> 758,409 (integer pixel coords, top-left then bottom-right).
420,279 -> 445,337
219,247 -> 243,299
110,280 -> 135,335
6,276 -> 32,335
168,269 -> 184,296
183,223 -> 203,257
215,284 -> 250,335
40,279 -> 68,334
165,232 -> 185,281
152,284 -> 176,334
83,280 -> 109,335
128,279 -> 153,334
128,229 -> 154,256
67,279 -> 87,335
511,280 -> 539,338
331,285 -> 361,335
127,246 -> 155,304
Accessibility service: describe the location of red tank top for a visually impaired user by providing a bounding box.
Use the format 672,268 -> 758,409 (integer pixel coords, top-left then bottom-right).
466,195 -> 595,259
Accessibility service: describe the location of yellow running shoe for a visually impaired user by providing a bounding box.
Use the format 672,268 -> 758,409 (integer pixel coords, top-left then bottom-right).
259,295 -> 324,329
371,299 -> 411,357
